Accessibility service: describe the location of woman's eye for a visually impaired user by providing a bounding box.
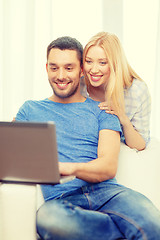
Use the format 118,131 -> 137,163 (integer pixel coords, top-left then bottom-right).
100,62 -> 107,65
86,60 -> 92,64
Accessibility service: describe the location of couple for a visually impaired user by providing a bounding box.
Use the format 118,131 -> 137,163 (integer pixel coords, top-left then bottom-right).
15,33 -> 159,239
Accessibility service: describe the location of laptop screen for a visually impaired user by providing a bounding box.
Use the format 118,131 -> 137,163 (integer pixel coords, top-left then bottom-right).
0,121 -> 61,184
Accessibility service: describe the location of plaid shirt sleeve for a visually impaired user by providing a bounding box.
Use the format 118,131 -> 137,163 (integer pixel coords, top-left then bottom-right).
122,79 -> 151,145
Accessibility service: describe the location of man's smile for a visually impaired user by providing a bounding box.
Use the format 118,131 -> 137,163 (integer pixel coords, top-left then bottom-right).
55,81 -> 71,90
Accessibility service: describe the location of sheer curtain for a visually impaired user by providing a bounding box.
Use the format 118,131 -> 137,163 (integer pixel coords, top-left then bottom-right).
0,0 -> 103,121
0,0 -> 54,120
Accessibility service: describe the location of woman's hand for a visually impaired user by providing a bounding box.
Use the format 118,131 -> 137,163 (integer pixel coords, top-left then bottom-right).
98,102 -> 129,126
99,102 -> 146,150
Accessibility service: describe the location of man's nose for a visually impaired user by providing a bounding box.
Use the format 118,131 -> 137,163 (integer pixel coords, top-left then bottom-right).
57,68 -> 66,80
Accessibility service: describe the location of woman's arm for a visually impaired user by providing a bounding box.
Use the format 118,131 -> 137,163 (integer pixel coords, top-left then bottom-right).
59,129 -> 120,183
99,81 -> 151,151
118,112 -> 146,151
99,104 -> 146,150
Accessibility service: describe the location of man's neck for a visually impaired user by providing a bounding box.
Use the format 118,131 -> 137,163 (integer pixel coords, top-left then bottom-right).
48,94 -> 86,104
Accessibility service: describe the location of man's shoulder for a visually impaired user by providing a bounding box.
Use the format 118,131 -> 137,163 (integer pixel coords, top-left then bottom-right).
15,98 -> 52,121
22,98 -> 49,108
85,98 -> 120,122
84,98 -> 100,108
83,98 -> 102,115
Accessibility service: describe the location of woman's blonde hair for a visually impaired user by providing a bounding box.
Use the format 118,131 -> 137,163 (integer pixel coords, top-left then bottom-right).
83,31 -> 142,113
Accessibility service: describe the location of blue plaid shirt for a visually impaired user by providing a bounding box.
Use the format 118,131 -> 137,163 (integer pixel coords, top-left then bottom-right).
122,78 -> 151,144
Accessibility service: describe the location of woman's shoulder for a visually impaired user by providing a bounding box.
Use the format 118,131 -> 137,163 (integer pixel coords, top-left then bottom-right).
125,78 -> 150,99
132,78 -> 148,88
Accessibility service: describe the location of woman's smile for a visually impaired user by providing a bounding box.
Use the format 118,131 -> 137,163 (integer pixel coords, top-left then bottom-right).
90,74 -> 103,82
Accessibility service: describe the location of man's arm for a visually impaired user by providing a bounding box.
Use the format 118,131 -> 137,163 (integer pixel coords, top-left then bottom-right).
59,129 -> 120,183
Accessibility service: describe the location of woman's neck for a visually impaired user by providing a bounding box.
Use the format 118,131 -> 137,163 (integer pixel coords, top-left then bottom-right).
87,85 -> 105,102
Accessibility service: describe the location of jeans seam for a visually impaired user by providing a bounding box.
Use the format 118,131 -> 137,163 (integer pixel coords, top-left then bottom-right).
84,192 -> 92,209
102,210 -> 148,240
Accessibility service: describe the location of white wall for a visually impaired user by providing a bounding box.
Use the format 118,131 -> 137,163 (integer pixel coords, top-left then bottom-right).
0,0 -> 103,120
51,0 -> 103,46
102,0 -> 123,41
101,0 -> 160,139
123,0 -> 159,138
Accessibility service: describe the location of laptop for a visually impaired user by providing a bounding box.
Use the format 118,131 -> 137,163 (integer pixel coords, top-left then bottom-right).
0,121 -> 75,185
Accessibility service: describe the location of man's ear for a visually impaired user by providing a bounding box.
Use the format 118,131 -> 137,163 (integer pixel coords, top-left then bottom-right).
80,67 -> 84,78
46,63 -> 48,72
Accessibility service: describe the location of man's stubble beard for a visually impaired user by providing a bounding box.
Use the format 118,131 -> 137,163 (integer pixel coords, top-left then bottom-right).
51,81 -> 80,99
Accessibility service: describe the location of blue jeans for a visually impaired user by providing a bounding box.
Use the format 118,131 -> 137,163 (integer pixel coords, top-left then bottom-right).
36,182 -> 160,240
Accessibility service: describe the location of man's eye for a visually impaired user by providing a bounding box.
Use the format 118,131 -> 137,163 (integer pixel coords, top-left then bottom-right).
51,67 -> 57,71
66,67 -> 73,71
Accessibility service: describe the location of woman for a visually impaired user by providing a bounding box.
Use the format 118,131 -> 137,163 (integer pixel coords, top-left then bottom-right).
82,31 -> 151,151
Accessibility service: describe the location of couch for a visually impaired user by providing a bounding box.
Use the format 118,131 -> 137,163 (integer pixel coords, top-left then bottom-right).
0,139 -> 160,240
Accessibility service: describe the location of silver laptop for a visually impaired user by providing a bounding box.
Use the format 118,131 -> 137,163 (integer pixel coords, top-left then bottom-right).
0,121 -> 74,184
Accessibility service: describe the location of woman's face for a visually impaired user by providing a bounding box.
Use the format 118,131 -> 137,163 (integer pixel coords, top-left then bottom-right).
84,45 -> 110,88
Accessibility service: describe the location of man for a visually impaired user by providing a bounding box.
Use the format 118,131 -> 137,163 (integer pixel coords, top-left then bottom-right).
15,36 -> 160,240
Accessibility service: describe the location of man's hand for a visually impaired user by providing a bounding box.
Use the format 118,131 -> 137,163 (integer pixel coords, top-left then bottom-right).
59,162 -> 77,176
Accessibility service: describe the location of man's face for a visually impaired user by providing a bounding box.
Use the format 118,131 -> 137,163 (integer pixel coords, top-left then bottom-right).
46,48 -> 83,102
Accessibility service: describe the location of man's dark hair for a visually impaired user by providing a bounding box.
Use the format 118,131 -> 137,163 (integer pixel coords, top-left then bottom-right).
47,36 -> 83,66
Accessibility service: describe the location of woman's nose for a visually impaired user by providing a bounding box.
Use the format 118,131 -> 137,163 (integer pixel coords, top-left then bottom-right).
90,63 -> 99,73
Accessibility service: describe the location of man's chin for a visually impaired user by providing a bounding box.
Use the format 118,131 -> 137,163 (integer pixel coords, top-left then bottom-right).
53,90 -> 73,99
53,84 -> 80,99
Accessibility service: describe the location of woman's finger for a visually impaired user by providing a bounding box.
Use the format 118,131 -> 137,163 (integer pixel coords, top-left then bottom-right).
98,102 -> 108,107
105,110 -> 115,115
99,106 -> 109,110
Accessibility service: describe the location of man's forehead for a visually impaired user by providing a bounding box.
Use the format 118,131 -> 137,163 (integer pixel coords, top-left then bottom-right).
48,48 -> 78,60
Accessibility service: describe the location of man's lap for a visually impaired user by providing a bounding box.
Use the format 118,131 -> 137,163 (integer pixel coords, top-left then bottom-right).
37,182 -> 160,239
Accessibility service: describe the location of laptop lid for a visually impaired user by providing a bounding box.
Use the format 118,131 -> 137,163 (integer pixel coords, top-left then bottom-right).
0,121 -> 74,185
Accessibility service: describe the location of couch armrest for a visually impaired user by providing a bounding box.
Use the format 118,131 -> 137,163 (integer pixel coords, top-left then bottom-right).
116,139 -> 160,211
36,184 -> 44,210
0,183 -> 37,240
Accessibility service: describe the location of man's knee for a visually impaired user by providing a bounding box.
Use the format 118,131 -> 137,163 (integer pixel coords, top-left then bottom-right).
36,200 -> 61,235
36,199 -> 80,239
